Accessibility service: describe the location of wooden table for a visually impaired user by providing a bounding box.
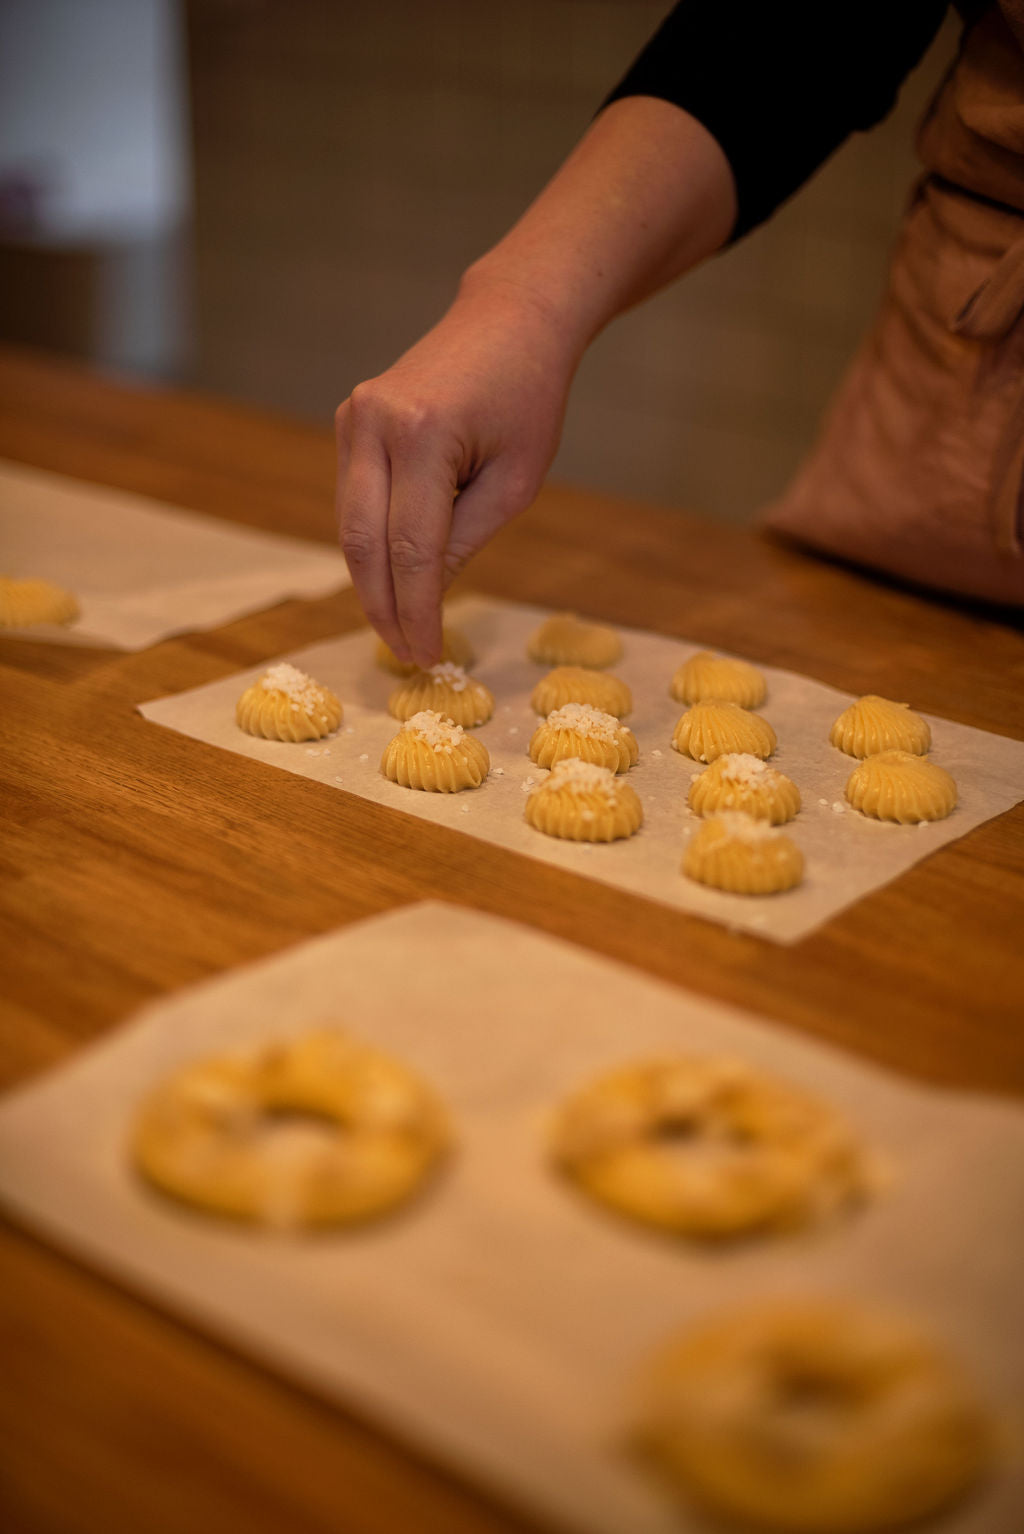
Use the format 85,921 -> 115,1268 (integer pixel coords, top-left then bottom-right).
2,345 -> 1023,1534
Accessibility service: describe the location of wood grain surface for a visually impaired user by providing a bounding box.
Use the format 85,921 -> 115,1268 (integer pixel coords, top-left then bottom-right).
1,345 -> 1023,1534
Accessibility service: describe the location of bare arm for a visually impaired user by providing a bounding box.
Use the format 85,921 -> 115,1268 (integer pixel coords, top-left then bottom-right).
335,95 -> 737,668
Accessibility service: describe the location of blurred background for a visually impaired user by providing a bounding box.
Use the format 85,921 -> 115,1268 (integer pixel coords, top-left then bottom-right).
0,0 -> 959,523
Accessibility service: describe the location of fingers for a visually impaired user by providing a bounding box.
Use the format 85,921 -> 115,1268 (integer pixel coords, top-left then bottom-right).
387,450 -> 456,669
440,464 -> 533,591
337,389 -> 457,667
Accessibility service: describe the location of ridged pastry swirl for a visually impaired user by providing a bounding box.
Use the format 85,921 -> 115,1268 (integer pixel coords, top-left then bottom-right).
525,757 -> 642,842
830,695 -> 931,757
388,663 -> 494,726
380,710 -> 489,792
236,663 -> 342,741
526,612 -> 623,669
672,700 -> 777,763
0,575 -> 80,627
530,666 -> 632,718
670,650 -> 766,708
683,813 -> 804,894
529,703 -> 639,774
689,754 -> 800,824
845,750 -> 957,823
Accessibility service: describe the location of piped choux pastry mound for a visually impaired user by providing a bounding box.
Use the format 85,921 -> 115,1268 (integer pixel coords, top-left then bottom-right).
388,663 -> 494,727
131,1028 -> 451,1229
236,663 -> 342,742
830,695 -> 931,758
633,1299 -> 993,1534
672,700 -> 777,763
529,703 -> 639,774
525,758 -> 643,842
684,813 -> 804,895
550,1056 -> 873,1239
526,612 -> 623,669
0,575 -> 80,627
689,754 -> 801,825
845,751 -> 957,823
670,649 -> 766,708
380,710 -> 489,792
530,666 -> 632,719
375,625 -> 474,676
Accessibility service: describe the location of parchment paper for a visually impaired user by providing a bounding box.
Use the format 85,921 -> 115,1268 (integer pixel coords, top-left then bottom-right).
0,458 -> 350,649
0,902 -> 1021,1534
138,594 -> 1024,942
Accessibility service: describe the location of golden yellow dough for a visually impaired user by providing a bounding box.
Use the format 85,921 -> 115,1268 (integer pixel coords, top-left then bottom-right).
670,649 -> 767,707
689,754 -> 801,824
530,666 -> 632,718
375,624 -> 474,676
551,1056 -> 870,1238
131,1028 -> 451,1228
684,813 -> 804,894
525,757 -> 643,842
829,695 -> 931,757
672,700 -> 777,762
236,662 -> 342,742
526,611 -> 623,669
634,1299 -> 993,1533
388,663 -> 494,727
529,703 -> 639,774
845,750 -> 957,823
380,709 -> 490,792
0,575 -> 80,627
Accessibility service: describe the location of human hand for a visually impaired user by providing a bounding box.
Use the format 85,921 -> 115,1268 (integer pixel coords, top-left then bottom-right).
335,274 -> 577,668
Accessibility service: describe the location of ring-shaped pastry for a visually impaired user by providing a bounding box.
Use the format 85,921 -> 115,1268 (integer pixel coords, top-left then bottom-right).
551,1056 -> 870,1238
388,663 -> 494,726
132,1028 -> 451,1228
670,650 -> 766,708
236,662 -> 342,741
634,1299 -> 993,1533
529,703 -> 639,773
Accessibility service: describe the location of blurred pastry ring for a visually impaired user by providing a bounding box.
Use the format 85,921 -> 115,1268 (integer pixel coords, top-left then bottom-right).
132,1028 -> 450,1228
550,1056 -> 870,1238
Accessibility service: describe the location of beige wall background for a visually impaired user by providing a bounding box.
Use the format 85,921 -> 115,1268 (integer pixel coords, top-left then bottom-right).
21,1 -> 961,529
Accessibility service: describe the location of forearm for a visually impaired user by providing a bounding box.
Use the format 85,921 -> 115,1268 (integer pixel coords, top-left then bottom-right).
457,95 -> 737,364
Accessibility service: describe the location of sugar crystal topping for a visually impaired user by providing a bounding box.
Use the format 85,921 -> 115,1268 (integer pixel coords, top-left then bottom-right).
546,702 -> 622,742
404,710 -> 465,752
718,753 -> 774,784
261,662 -> 325,712
712,812 -> 780,844
541,757 -> 620,801
428,662 -> 469,692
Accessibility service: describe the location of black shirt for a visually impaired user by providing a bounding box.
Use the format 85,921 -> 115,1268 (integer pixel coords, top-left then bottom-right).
603,1 -> 951,239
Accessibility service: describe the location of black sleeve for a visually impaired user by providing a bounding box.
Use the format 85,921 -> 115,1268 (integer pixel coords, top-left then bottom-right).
602,1 -> 951,239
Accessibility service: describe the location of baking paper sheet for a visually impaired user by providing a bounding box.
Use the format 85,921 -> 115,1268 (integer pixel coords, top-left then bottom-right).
0,458 -> 350,649
138,594 -> 1024,942
0,902 -> 1021,1534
